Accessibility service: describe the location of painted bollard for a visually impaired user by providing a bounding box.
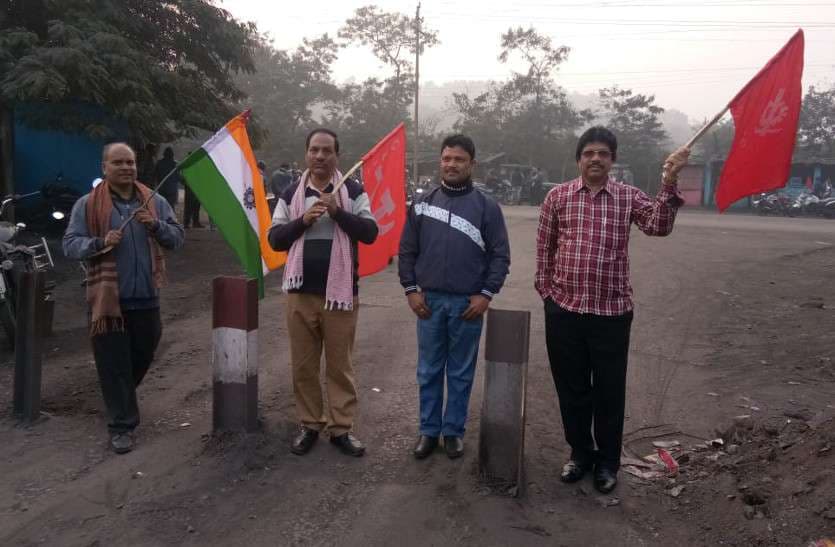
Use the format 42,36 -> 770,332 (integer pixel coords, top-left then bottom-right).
212,276 -> 258,432
478,308 -> 531,495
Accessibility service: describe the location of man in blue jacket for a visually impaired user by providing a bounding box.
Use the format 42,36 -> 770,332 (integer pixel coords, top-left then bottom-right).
399,134 -> 510,460
64,143 -> 184,454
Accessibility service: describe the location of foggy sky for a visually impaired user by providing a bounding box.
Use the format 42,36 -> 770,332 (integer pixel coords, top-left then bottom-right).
224,0 -> 835,122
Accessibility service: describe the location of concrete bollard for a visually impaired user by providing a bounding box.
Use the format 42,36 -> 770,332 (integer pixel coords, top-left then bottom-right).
478,308 -> 530,495
211,276 -> 258,433
13,270 -> 45,423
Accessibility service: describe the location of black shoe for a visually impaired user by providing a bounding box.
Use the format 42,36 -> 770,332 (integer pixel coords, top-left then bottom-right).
330,432 -> 365,457
413,435 -> 439,459
560,460 -> 592,483
110,433 -> 133,454
290,427 -> 319,455
594,467 -> 618,494
444,436 -> 464,459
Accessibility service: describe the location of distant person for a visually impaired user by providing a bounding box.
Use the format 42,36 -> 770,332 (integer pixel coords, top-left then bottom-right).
399,134 -> 510,460
154,147 -> 181,210
511,168 -> 523,188
183,183 -> 202,229
257,160 -> 268,192
268,163 -> 294,215
268,128 -> 378,458
536,126 -> 689,494
63,143 -> 184,454
273,163 -> 294,194
138,143 -> 158,186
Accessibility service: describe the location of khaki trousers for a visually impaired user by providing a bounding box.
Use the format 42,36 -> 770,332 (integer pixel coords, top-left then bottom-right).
286,293 -> 359,435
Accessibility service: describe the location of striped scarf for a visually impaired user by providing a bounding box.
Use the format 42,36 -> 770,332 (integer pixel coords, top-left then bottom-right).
282,169 -> 354,310
85,181 -> 166,335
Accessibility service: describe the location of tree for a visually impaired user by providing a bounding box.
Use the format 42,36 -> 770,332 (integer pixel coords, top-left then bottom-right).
235,35 -> 341,165
0,0 -> 257,143
451,27 -> 587,179
597,86 -> 669,190
335,4 -> 440,155
797,84 -> 835,158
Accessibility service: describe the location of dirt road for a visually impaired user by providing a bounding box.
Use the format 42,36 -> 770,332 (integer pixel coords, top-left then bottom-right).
1,209 -> 833,546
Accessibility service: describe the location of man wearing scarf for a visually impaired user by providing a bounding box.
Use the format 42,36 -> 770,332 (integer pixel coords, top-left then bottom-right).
398,134 -> 511,460
268,129 -> 378,457
63,143 -> 184,454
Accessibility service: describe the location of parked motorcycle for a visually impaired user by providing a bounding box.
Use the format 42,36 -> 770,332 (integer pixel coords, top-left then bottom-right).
753,192 -> 794,216
790,191 -> 835,218
0,191 -> 64,346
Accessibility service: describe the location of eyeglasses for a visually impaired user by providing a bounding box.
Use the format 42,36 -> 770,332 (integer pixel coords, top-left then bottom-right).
581,149 -> 612,159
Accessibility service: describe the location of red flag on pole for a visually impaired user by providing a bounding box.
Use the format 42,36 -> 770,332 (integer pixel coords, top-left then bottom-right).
358,123 -> 407,277
716,29 -> 804,212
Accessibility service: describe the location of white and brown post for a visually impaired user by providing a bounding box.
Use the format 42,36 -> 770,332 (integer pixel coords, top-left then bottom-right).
478,308 -> 531,496
212,276 -> 258,432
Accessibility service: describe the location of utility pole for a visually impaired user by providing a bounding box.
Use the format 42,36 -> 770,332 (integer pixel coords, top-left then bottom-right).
413,2 -> 421,188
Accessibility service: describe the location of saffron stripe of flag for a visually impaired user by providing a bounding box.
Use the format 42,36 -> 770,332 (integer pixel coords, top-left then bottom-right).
180,112 -> 285,295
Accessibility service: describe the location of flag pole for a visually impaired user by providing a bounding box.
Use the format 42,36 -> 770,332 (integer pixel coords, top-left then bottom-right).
662,104 -> 730,180
331,160 -> 364,194
684,105 -> 730,150
90,156 -> 191,258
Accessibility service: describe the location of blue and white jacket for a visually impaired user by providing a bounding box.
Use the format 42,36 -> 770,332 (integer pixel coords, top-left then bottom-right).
398,181 -> 510,299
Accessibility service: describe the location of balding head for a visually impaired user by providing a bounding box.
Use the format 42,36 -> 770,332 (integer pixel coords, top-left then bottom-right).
102,142 -> 138,189
102,142 -> 135,163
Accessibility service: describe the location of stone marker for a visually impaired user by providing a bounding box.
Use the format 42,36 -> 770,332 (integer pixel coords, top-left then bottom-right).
478,308 -> 530,496
212,276 -> 258,432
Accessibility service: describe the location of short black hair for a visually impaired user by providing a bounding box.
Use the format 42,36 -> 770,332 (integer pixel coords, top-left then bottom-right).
163,146 -> 174,159
305,128 -> 340,154
576,126 -> 617,162
441,134 -> 476,160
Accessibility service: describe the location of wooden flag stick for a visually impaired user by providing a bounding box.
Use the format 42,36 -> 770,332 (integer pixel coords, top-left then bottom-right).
662,104 -> 730,180
90,160 -> 186,258
331,160 -> 364,194
685,105 -> 730,150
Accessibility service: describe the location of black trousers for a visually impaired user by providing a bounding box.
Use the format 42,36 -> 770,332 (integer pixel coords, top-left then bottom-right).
91,308 -> 162,434
544,299 -> 633,471
183,186 -> 201,227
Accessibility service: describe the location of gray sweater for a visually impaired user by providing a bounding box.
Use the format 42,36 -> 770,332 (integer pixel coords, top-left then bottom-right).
63,191 -> 185,310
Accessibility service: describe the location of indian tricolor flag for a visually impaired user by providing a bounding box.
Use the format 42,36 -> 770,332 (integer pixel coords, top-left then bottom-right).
180,111 -> 285,295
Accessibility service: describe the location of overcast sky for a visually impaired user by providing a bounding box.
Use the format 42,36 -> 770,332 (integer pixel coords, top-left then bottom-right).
223,0 -> 835,121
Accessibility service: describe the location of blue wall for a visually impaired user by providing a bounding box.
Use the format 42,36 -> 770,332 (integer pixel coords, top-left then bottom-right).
13,109 -> 127,195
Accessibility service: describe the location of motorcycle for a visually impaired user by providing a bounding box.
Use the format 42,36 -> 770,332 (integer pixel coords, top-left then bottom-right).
791,191 -> 835,218
753,192 -> 794,216
0,190 -> 65,346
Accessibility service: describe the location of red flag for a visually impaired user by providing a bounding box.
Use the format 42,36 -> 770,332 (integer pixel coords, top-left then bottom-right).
716,29 -> 804,212
358,123 -> 407,277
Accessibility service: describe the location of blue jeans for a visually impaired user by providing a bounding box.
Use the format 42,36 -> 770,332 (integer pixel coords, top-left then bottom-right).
417,291 -> 484,437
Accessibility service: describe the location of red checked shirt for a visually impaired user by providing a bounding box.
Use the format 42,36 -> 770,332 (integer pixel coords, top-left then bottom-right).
535,177 -> 684,316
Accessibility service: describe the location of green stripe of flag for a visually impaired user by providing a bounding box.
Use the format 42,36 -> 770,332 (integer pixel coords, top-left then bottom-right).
180,148 -> 264,295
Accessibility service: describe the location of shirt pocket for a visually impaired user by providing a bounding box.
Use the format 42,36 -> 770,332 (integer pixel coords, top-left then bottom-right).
599,208 -> 631,256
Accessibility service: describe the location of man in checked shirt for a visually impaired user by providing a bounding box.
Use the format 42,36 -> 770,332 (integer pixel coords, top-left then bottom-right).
535,126 -> 690,494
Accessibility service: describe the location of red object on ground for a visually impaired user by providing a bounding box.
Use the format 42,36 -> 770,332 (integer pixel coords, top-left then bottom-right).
358,123 -> 407,277
716,29 -> 805,212
657,448 -> 680,476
